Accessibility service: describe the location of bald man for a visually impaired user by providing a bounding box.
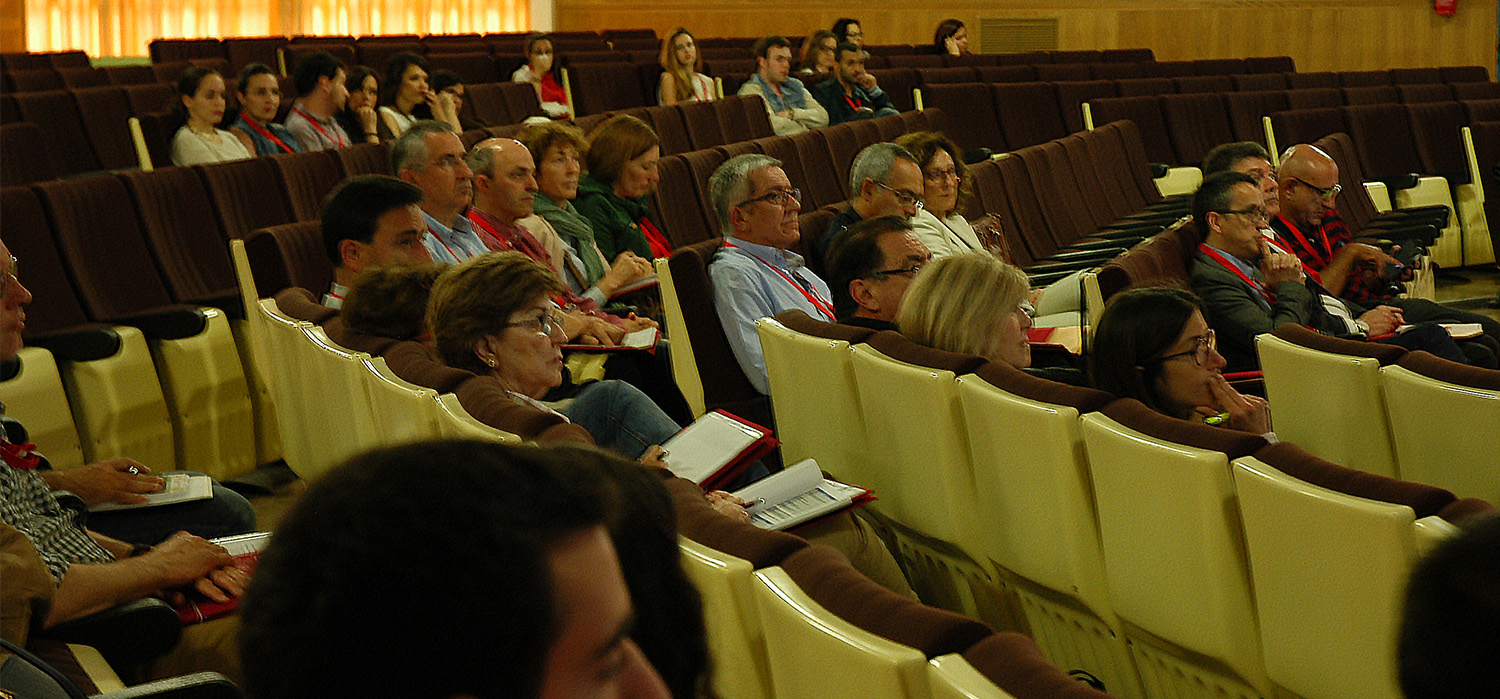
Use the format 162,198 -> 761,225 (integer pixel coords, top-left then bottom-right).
1269,145 -> 1500,362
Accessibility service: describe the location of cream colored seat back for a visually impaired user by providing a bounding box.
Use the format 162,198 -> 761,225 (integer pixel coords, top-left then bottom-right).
927,654 -> 1018,699
151,306 -> 256,479
752,566 -> 930,699
228,238 -> 282,465
755,317 -> 870,485
1232,456 -> 1458,699
361,355 -> 442,447
655,256 -> 705,418
1380,364 -> 1500,503
296,325 -> 379,475
1080,411 -> 1270,697
678,537 -> 773,699
1256,332 -> 1398,478
433,393 -> 520,442
256,299 -> 317,475
0,347 -> 85,470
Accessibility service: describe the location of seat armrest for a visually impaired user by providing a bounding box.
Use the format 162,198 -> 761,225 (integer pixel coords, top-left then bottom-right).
98,672 -> 243,699
40,598 -> 181,670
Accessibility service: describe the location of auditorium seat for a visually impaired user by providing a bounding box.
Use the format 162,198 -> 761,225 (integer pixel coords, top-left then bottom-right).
713,96 -> 754,143
886,54 -> 943,69
1452,82 -> 1500,100
942,53 -> 996,68
149,38 -> 224,63
736,94 -> 776,140
424,52 -> 495,86
987,82 -> 1067,150
679,100 -> 727,150
8,68 -> 65,92
1,186 -> 120,359
1224,89 -> 1289,143
1381,351 -> 1500,504
975,65 -> 1037,84
1035,63 -> 1091,82
1054,79 -> 1117,134
1287,71 -> 1339,89
758,312 -> 876,483
224,37 -> 287,71
1284,86 -> 1343,109
1340,84 -> 1398,105
123,83 -> 174,116
788,130 -> 846,210
1395,83 -> 1454,104
72,86 -> 139,171
150,60 -> 192,84
1269,107 -> 1347,152
1244,56 -> 1295,74
197,158 -> 297,241
571,111 -> 611,136
920,83 -> 1003,152
1142,60 -> 1195,78
497,81 -> 544,121
897,108 -> 933,136
102,65 -> 155,86
13,90 -> 99,176
569,62 -> 648,115
715,139 -> 759,161
1389,67 -> 1443,85
1095,120 -> 1183,213
118,167 -> 238,307
1089,61 -> 1145,80
336,141 -> 390,177
917,67 -> 978,86
1315,132 -> 1449,241
675,148 -> 727,242
1172,75 -> 1233,94
1406,101 -> 1470,180
1114,77 -> 1175,97
865,69 -> 918,112
644,105 -> 692,155
1051,49 -> 1103,64
1231,73 -> 1287,91
1086,96 -> 1177,165
463,82 -> 511,125
356,39 -> 422,73
846,118 -> 882,151
281,45 -> 357,75
1463,98 -> 1500,122
820,123 -> 863,189
0,124 -> 55,186
1160,92 -> 1234,168
871,113 -> 905,142
676,537 -> 776,699
243,221 -> 331,298
57,66 -> 107,89
1440,65 -> 1489,83
751,135 -> 810,202
1193,58 -> 1245,76
1105,48 -> 1155,63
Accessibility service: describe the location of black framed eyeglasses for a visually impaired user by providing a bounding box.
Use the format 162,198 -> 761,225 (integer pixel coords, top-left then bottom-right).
1156,329 -> 1217,367
735,188 -> 801,209
869,262 -> 924,279
1213,206 -> 1271,223
502,306 -> 566,336
875,182 -> 925,210
1289,176 -> 1341,201
0,256 -> 19,301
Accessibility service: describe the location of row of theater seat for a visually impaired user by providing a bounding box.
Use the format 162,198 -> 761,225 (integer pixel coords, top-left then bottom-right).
754,305 -> 1496,699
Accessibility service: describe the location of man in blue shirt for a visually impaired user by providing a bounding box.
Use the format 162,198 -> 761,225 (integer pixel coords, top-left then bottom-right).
391,120 -> 488,264
737,36 -> 828,136
707,154 -> 834,393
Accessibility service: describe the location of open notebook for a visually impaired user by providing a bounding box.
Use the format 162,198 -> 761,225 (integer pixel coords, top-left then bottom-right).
662,410 -> 778,491
90,473 -> 212,512
731,459 -> 873,531
562,326 -> 660,352
173,531 -> 269,624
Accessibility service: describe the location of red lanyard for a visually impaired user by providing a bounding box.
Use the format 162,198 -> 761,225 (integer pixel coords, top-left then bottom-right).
724,242 -> 836,320
1276,214 -> 1331,269
844,92 -> 863,113
240,116 -> 295,154
291,107 -> 346,148
0,438 -> 41,471
1264,228 -> 1323,285
1199,244 -> 1275,305
429,223 -> 461,262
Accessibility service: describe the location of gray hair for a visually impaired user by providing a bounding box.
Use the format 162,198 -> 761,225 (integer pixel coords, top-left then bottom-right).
464,140 -> 503,179
848,142 -> 918,196
708,153 -> 782,236
390,120 -> 457,174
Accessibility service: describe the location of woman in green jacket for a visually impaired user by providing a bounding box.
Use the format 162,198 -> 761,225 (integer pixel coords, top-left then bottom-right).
574,115 -> 674,260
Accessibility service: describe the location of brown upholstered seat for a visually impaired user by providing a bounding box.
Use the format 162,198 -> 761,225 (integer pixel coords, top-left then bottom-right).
651,154 -> 714,248
197,157 -> 296,240
971,360 -> 1114,415
1271,323 -> 1407,365
1397,350 -> 1500,391
1099,398 -> 1269,459
920,83 -> 1003,153
864,330 -> 986,376
243,221 -> 331,299
773,309 -> 877,345
663,476 -> 807,568
679,100 -> 726,150
268,150 -> 344,222
119,167 -> 238,306
1251,441 -> 1493,524
961,633 -> 1115,699
667,237 -> 772,428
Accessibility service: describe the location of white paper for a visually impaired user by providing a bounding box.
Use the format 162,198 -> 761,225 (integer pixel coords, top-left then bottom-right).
662,411 -> 767,484
91,473 -> 213,512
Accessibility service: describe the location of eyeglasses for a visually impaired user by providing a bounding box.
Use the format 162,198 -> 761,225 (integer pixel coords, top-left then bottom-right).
923,167 -> 962,183
503,307 -> 566,337
1015,300 -> 1036,320
736,187 -> 801,209
1157,329 -> 1217,367
869,262 -> 924,279
0,256 -> 19,301
1289,176 -> 1341,201
875,182 -> 925,210
1214,206 -> 1271,223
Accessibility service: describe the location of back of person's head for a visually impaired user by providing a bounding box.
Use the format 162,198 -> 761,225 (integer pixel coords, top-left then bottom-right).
381,52 -> 430,106
849,142 -> 919,197
428,69 -> 463,95
292,50 -> 343,97
390,119 -> 456,175
585,115 -> 658,185
751,35 -> 792,60
1192,170 -> 1258,233
1399,512 -> 1500,699
933,19 -> 965,51
897,252 -> 1027,358
321,175 -> 425,266
169,65 -> 222,130
595,460 -> 710,699
832,18 -> 861,41
826,216 -> 913,319
1090,286 -> 1206,411
517,119 -> 587,166
893,130 -> 972,214
799,30 -> 837,69
239,439 -> 616,699
235,62 -> 276,95
341,264 -> 446,340
1202,141 -> 1272,177
427,252 -> 564,374
708,153 -> 782,236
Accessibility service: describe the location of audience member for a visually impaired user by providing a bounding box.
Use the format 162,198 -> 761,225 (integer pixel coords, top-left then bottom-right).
810,42 -> 898,125
1091,287 -> 1272,436
738,35 -> 828,135
893,131 -> 982,257
1398,511 -> 1500,699
379,53 -> 459,138
574,115 -> 672,260
230,63 -> 300,156
658,28 -> 714,106
1269,144 -> 1500,357
825,216 -> 931,332
513,32 -> 572,119
796,30 -> 839,76
283,50 -> 351,151
817,141 -> 924,263
935,19 -> 969,55
428,69 -> 486,131
898,252 -> 1034,370
238,440 -> 672,699
832,18 -> 865,47
517,121 -> 655,307
337,65 -> 381,146
1188,171 -> 1475,372
707,154 -> 830,394
321,174 -> 433,308
340,264 -> 444,341
0,237 -> 249,681
169,66 -> 251,166
392,120 -> 487,264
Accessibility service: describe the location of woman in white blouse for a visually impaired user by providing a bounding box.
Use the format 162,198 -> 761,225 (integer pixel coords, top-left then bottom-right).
893,131 -> 983,258
170,67 -> 252,167
657,28 -> 715,106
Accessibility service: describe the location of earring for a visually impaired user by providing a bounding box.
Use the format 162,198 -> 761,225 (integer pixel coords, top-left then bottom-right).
486,357 -> 497,367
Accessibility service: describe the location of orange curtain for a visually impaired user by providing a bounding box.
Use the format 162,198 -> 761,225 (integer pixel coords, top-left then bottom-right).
24,0 -> 530,57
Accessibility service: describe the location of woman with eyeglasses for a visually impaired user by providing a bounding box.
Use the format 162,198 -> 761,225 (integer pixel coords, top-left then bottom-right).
1091,287 -> 1273,435
893,131 -> 983,259
897,253 -> 1036,370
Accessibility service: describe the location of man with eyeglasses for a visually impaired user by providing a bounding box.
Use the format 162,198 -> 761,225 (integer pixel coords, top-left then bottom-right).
815,142 -> 926,265
1270,145 -> 1500,359
1189,172 -> 1477,372
825,216 -> 931,332
707,154 -> 832,394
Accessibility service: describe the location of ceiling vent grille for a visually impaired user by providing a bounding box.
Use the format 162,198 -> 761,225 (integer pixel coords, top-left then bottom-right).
979,17 -> 1060,54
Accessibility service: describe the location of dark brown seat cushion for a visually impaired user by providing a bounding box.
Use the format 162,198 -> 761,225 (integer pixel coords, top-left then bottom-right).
961,632 -> 1115,699
1272,322 -> 1406,364
664,477 -> 807,568
865,330 -> 987,375
273,286 -> 336,325
1252,442 -> 1466,521
778,544 -> 993,658
1397,350 -> 1500,391
972,360 -> 1115,414
773,309 -> 877,345
1100,398 -> 1269,458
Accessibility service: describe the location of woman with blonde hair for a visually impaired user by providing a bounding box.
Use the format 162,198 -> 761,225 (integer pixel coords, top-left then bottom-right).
898,252 -> 1034,369
658,28 -> 715,105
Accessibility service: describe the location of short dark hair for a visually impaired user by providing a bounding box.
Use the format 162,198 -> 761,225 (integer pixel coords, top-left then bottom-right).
428,69 -> 463,95
292,50 -> 343,97
235,62 -> 276,95
832,18 -> 861,41
752,35 -> 793,60
1202,141 -> 1271,177
826,216 -> 912,319
1192,170 -> 1258,233
1399,512 -> 1500,699
833,41 -> 862,63
342,265 -> 446,340
1090,287 -> 1206,414
239,440 -> 617,699
321,175 -> 425,266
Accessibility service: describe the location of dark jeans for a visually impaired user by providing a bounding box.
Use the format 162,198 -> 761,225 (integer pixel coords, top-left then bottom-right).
85,472 -> 257,545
